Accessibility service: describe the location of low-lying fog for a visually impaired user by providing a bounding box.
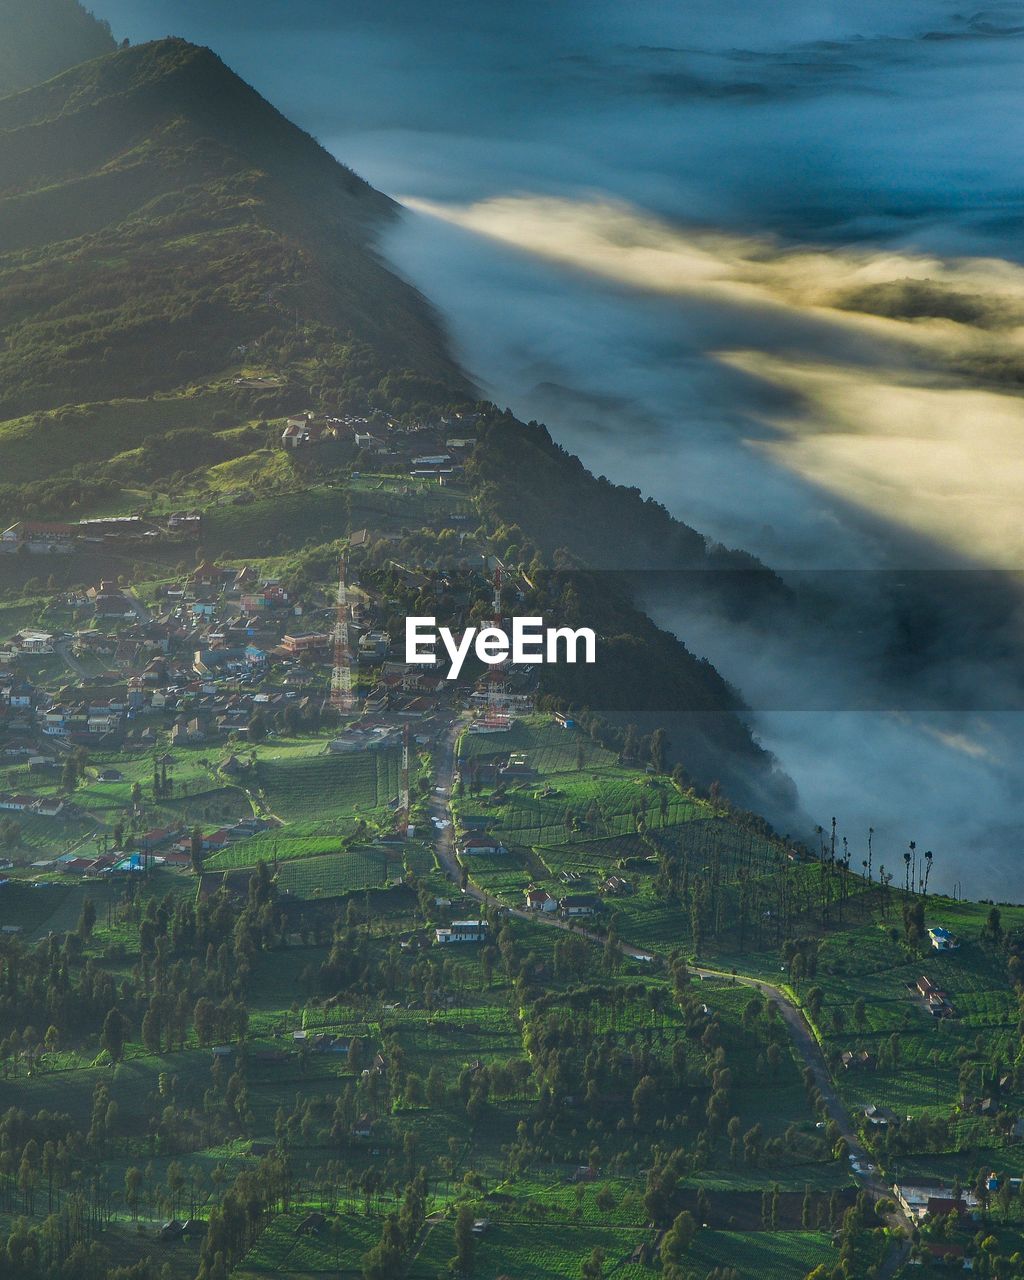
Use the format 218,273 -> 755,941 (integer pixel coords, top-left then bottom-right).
96,0 -> 1024,895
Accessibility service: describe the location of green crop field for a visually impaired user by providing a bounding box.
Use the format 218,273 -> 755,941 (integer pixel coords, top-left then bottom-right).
237,1207 -> 382,1275
257,747 -> 401,830
0,388 -> 239,484
432,1219 -> 656,1280
457,719 -> 606,771
687,1229 -> 838,1279
276,847 -> 399,899
204,834 -> 340,871
204,487 -> 352,557
0,879 -> 72,935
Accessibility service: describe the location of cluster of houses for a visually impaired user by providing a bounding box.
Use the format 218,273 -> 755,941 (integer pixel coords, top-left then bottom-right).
279,407 -> 479,482
291,1030 -> 351,1054
0,556 -> 459,752
0,792 -> 64,818
38,816 -> 273,878
916,974 -> 956,1019
523,885 -> 603,918
48,850 -> 166,877
893,1182 -> 980,1224
0,538 -> 523,871
2,512 -> 200,555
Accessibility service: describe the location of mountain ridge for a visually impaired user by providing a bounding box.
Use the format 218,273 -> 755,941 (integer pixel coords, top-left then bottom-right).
0,37 -> 465,419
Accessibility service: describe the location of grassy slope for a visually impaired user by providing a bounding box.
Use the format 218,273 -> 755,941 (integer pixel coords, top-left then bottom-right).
0,37 -> 463,431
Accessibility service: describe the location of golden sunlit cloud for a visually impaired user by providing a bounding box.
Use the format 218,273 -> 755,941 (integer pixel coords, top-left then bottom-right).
405,193 -> 1024,565
403,193 -> 1024,349
729,352 -> 1024,567
915,722 -> 997,763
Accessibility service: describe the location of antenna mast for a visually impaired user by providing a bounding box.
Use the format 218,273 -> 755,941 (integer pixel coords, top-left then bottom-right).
330,556 -> 355,715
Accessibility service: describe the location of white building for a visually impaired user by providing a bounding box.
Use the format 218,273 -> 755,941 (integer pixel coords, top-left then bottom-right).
928,926 -> 960,951
893,1183 -> 978,1223
435,919 -> 488,945
14,631 -> 55,654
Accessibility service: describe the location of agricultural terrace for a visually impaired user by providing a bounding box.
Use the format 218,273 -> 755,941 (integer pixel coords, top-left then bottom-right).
202,473 -> 469,559
0,849 -> 867,1280
786,897 -> 1024,1188
453,717 -> 802,954
255,743 -> 402,834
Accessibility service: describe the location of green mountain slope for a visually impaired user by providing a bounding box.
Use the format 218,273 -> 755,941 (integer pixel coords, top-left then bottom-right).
0,38 -> 463,423
0,0 -> 115,96
0,33 -> 795,820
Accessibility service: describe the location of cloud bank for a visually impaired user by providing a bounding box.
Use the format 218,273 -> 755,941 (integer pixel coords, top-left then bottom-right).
407,193 -> 1024,567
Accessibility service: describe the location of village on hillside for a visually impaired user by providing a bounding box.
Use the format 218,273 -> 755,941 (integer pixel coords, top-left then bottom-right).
0,402 -> 1020,1280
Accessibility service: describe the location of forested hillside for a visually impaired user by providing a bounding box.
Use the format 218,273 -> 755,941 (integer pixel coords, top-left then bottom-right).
0,0 -> 115,96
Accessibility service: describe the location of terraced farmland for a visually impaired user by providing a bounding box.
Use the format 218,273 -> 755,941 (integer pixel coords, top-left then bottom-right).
434,1219 -> 655,1280
467,774 -> 701,850
276,847 -> 400,899
204,833 -> 341,871
258,747 -> 402,831
237,1207 -> 381,1275
458,719 -> 608,771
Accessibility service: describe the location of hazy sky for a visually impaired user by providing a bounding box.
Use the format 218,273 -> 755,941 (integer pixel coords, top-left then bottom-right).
87,0 -> 1024,891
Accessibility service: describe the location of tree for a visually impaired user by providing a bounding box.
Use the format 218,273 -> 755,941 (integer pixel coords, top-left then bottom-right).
454,1203 -> 475,1273
141,1005 -> 162,1054
190,826 -> 204,875
77,897 -> 96,941
660,1209 -> 697,1268
426,1065 -> 446,1108
581,1247 -> 605,1279
631,1074 -> 659,1128
595,1185 -> 617,1214
194,997 -> 218,1047
101,1008 -> 128,1064
125,1166 -> 143,1221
